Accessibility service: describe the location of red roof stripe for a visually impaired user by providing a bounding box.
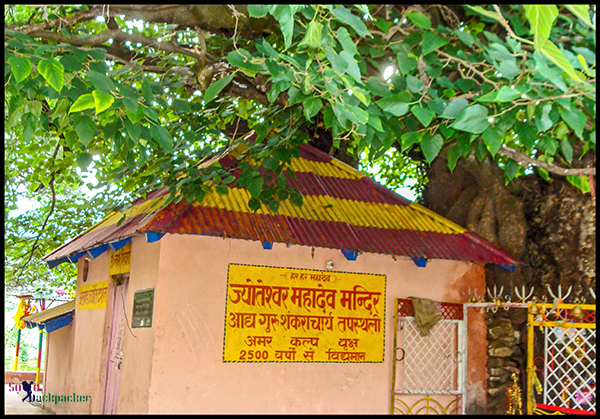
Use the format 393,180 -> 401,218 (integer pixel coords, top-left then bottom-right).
138,205 -> 516,265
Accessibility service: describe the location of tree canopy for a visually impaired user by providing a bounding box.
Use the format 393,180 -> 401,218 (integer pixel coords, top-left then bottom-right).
4,5 -> 596,291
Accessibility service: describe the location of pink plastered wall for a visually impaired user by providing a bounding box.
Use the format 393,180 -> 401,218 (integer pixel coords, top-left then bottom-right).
42,251 -> 111,414
116,235 -> 161,413
42,323 -> 74,414
145,233 -> 488,413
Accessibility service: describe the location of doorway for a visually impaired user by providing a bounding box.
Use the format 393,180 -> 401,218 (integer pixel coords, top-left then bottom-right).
391,298 -> 465,414
102,275 -> 129,414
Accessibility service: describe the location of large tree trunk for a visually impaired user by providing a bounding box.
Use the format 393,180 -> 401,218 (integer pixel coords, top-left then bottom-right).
422,148 -> 596,414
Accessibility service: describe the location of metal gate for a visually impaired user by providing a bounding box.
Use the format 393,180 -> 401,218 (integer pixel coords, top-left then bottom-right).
391,299 -> 465,414
527,302 -> 596,415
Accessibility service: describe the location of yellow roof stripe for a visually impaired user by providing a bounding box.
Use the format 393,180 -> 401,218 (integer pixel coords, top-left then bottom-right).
408,202 -> 468,233
194,187 -> 464,234
288,157 -> 364,180
88,194 -> 168,232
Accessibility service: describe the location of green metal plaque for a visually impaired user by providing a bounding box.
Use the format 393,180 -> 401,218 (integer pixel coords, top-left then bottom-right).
132,288 -> 154,328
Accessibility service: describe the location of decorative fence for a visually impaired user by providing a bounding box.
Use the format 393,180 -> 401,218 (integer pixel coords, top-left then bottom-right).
527,302 -> 596,415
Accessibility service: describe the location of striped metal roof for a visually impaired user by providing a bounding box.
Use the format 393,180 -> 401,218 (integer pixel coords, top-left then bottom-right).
21,300 -> 76,325
42,143 -> 521,268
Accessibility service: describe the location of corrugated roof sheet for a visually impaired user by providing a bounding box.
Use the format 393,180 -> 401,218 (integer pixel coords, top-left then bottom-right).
43,143 -> 521,268
21,300 -> 75,325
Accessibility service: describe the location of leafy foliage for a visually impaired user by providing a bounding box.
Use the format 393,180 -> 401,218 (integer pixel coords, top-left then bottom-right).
4,5 -> 596,291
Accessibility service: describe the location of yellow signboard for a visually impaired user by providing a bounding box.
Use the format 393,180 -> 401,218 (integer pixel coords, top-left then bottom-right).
78,280 -> 109,310
109,242 -> 131,276
223,264 -> 386,363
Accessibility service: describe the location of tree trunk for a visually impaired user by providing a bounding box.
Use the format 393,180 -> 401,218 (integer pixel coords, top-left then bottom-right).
422,148 -> 596,414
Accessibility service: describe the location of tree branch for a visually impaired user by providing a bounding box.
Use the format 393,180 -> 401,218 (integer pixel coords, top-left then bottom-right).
26,29 -> 206,61
498,144 -> 596,176
13,142 -> 60,282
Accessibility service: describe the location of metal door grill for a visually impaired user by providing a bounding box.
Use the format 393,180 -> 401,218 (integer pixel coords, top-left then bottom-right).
392,299 -> 464,414
527,303 -> 596,415
402,319 -> 460,393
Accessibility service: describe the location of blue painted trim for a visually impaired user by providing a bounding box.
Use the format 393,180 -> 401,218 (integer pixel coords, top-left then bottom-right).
24,312 -> 73,333
262,241 -> 273,250
341,249 -> 358,261
146,232 -> 165,243
67,251 -> 86,263
87,244 -> 108,259
46,257 -> 69,268
411,257 -> 427,268
44,313 -> 73,333
499,264 -> 516,272
108,237 -> 132,252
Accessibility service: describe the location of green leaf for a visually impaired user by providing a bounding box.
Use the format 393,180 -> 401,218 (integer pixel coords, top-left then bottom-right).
524,5 -> 558,50
8,56 -> 32,83
350,86 -> 370,106
331,6 -> 371,37
338,50 -> 362,82
476,86 -> 522,103
247,5 -> 269,18
87,71 -> 115,93
446,144 -> 462,172
126,105 -> 145,124
376,95 -> 410,116
303,97 -> 322,121
92,90 -> 114,114
558,107 -> 587,140
141,80 -> 154,103
38,58 -> 64,93
299,20 -> 323,49
451,104 -> 490,134
76,153 -> 93,172
406,12 -> 432,29
411,105 -> 435,127
406,75 -> 424,93
248,197 -> 262,212
337,27 -> 357,56
475,139 -> 489,162
534,51 -> 568,91
227,49 -> 263,73
124,118 -> 141,141
73,115 -> 95,147
149,125 -> 173,153
560,138 -> 573,163
536,104 -> 554,133
215,185 -> 229,195
271,5 -> 295,50
465,5 -> 500,22
367,114 -> 384,132
566,175 -> 590,194
396,50 -> 418,75
504,160 -> 521,182
343,104 -> 369,125
401,131 -> 425,152
421,32 -> 448,56
366,77 -> 390,97
172,99 -> 191,114
540,40 -> 585,82
454,28 -> 475,47
69,94 -> 95,113
441,98 -> 469,119
421,133 -> 444,164
247,175 -> 264,198
204,74 -> 235,104
564,5 -> 595,29
482,126 -> 505,156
